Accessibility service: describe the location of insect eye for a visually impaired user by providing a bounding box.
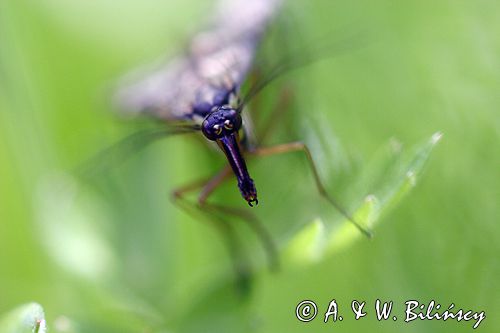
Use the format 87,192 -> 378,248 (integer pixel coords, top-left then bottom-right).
224,119 -> 233,130
213,124 -> 222,135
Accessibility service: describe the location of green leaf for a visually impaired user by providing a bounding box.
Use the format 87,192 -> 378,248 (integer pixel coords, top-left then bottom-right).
35,173 -> 118,282
0,303 -> 46,333
283,218 -> 327,265
327,194 -> 379,254
283,132 -> 442,262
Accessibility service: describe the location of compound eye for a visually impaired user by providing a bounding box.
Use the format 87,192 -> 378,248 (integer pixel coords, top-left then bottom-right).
213,124 -> 222,135
202,118 -> 221,140
223,119 -> 233,130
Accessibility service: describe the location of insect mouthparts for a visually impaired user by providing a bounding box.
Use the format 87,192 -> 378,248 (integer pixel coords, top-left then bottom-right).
248,198 -> 258,207
238,177 -> 258,207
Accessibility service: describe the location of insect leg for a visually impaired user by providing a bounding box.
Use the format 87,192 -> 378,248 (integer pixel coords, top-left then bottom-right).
200,202 -> 279,271
195,169 -> 279,271
197,166 -> 232,205
172,166 -> 279,273
256,86 -> 294,144
248,142 -> 373,238
247,69 -> 264,126
171,174 -> 252,291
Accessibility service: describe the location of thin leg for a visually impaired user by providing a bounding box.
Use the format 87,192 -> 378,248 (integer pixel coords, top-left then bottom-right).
172,165 -> 232,204
198,166 -> 232,205
196,170 -> 279,270
248,142 -> 373,238
202,202 -> 279,271
174,195 -> 253,291
247,68 -> 264,126
257,86 -> 294,144
171,167 -> 279,278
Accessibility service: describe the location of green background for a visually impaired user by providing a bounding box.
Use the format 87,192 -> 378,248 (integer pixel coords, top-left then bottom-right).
0,0 -> 498,332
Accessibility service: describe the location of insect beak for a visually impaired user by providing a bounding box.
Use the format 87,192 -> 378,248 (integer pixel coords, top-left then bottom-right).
216,132 -> 258,206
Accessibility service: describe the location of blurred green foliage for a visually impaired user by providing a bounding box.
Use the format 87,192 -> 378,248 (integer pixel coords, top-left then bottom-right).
0,303 -> 46,333
0,0 -> 498,332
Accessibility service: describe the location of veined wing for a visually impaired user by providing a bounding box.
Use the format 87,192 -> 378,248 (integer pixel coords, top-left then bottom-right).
115,0 -> 282,123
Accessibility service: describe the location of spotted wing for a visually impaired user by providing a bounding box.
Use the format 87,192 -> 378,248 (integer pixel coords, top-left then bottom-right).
115,0 -> 282,122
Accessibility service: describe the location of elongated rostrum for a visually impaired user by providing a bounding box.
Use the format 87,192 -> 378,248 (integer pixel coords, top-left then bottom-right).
201,106 -> 257,206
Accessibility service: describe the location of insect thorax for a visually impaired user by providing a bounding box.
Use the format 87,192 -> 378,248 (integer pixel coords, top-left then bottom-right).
191,90 -> 240,126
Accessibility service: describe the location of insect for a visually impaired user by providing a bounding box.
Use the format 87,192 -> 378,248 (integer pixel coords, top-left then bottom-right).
109,0 -> 371,281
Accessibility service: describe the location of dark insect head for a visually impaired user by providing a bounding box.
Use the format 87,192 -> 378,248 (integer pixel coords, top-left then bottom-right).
201,105 -> 257,207
201,106 -> 242,140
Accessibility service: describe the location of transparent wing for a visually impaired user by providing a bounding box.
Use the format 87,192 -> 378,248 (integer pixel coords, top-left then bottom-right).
239,21 -> 371,107
76,125 -> 198,179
